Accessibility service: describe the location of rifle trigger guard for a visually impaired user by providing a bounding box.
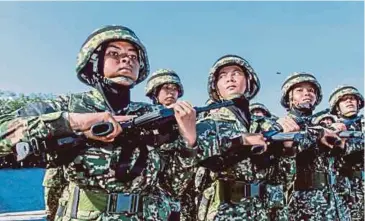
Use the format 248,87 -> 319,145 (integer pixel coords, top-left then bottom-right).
91,122 -> 114,137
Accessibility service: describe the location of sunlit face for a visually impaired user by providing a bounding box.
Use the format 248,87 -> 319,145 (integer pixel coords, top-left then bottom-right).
337,94 -> 358,116
320,117 -> 335,127
252,109 -> 265,117
216,65 -> 247,99
157,83 -> 179,106
103,41 -> 140,86
290,82 -> 317,108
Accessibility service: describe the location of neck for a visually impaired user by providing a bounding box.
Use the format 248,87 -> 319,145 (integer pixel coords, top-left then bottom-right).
289,107 -> 313,118
340,112 -> 358,120
289,102 -> 314,117
96,82 -> 131,115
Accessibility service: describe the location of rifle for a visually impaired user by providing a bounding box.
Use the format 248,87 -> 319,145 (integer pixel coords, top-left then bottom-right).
197,129 -> 308,172
14,96 -> 247,162
338,131 -> 363,139
90,96 -> 248,137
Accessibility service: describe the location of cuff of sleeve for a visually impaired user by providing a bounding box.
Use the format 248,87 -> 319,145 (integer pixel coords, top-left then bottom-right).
178,135 -> 198,158
41,112 -> 74,137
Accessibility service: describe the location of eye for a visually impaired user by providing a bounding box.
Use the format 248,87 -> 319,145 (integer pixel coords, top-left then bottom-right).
308,88 -> 315,93
129,54 -> 138,60
218,73 -> 226,79
106,51 -> 119,58
233,70 -> 243,76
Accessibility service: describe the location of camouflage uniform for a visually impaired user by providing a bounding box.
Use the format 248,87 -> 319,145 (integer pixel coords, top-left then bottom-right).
329,85 -> 364,221
43,167 -> 67,221
280,73 -> 350,221
145,69 -> 195,221
194,55 -> 283,221
0,26 -> 200,221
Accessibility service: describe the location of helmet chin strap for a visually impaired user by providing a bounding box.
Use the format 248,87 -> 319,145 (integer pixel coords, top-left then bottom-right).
337,106 -> 358,118
108,76 -> 136,88
95,77 -> 131,115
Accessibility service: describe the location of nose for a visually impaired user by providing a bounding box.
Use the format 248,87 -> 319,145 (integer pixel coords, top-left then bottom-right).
119,54 -> 131,64
303,89 -> 310,96
226,73 -> 236,83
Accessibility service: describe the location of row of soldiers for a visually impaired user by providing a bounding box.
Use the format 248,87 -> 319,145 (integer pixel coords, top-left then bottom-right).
0,25 -> 363,221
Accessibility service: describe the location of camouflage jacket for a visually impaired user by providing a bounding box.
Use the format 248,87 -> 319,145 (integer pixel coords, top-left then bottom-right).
0,89 -> 193,194
193,107 -> 278,220
335,116 -> 364,221
288,112 -> 352,221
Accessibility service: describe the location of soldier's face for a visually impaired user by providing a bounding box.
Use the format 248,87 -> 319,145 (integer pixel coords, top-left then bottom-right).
320,118 -> 334,127
338,95 -> 358,115
157,83 -> 179,107
103,41 -> 140,86
252,109 -> 265,117
291,82 -> 317,107
216,65 -> 247,99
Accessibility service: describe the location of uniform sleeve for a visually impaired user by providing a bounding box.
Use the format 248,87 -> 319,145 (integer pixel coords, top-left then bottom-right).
0,96 -> 73,157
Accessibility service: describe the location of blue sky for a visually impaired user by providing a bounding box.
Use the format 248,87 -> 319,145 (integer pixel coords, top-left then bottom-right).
0,2 -> 363,116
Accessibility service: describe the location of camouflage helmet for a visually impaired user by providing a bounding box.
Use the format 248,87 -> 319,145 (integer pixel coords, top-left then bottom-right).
312,113 -> 338,125
280,72 -> 322,109
145,69 -> 183,98
76,25 -> 149,86
208,55 -> 260,102
329,85 -> 364,114
249,102 -> 271,117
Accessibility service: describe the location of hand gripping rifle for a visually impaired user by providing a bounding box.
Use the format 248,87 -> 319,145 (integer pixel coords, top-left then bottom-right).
14,96 -> 247,162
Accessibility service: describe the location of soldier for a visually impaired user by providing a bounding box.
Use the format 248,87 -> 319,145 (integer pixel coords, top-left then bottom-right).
277,72 -> 349,220
145,69 -> 183,107
195,54 -> 285,221
249,102 -> 272,117
329,85 -> 364,221
0,25 -> 199,220
312,113 -> 338,128
145,69 -> 192,220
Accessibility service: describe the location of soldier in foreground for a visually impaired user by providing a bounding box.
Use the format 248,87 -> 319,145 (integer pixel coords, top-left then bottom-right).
0,25 -> 199,220
329,85 -> 364,221
277,72 -> 350,221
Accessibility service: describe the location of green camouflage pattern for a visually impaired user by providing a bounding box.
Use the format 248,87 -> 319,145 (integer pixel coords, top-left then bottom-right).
249,102 -> 271,117
312,113 -> 338,125
208,55 -> 260,101
145,69 -> 184,98
329,85 -> 364,114
76,25 -> 149,85
333,115 -> 364,221
157,138 -> 197,221
194,107 -> 280,221
43,167 -> 67,221
286,111 -> 351,221
280,72 -> 322,109
0,89 -> 198,220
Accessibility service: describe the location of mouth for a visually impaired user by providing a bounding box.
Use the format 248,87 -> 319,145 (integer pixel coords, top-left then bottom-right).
302,98 -> 312,103
118,67 -> 132,72
226,85 -> 237,90
346,104 -> 355,108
